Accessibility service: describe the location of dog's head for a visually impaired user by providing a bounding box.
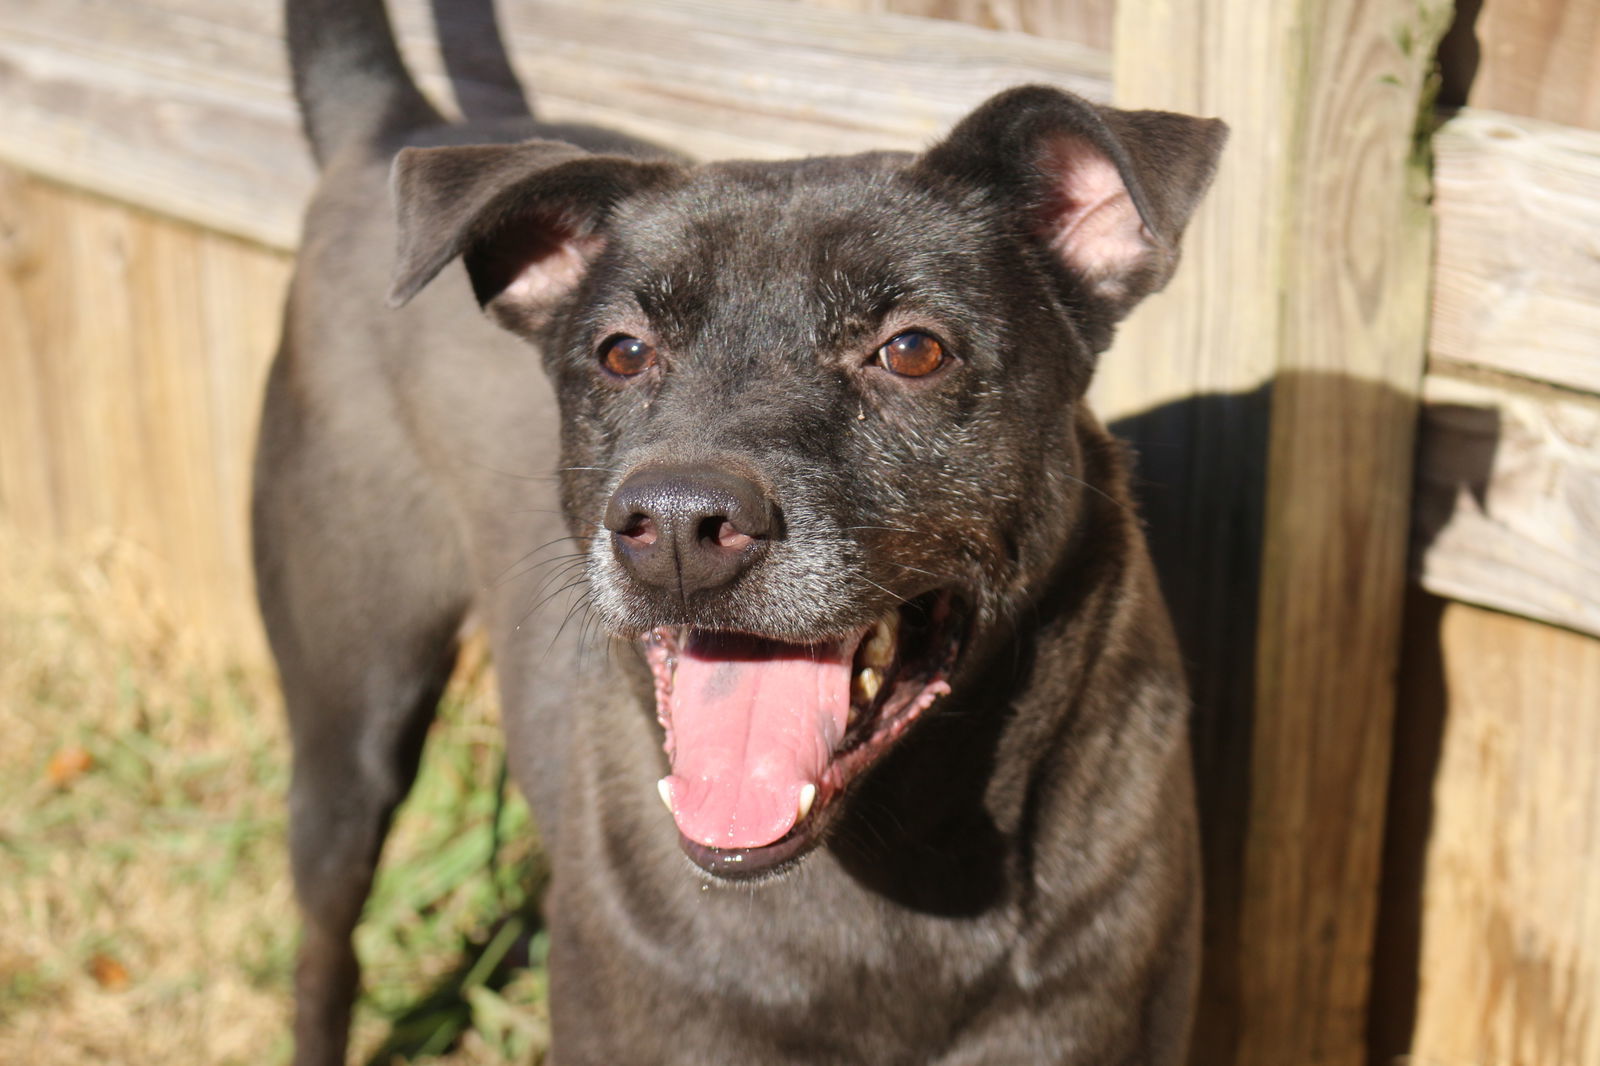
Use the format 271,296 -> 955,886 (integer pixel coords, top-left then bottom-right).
390,87 -> 1224,879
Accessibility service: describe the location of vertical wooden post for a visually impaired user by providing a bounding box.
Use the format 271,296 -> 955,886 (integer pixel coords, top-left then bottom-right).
1098,2 -> 1453,1064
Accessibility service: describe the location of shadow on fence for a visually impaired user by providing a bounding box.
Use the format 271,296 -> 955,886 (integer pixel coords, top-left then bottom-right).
1112,374 -> 1499,1065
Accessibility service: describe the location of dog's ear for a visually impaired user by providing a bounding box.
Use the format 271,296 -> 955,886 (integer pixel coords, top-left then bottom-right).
388,141 -> 678,329
918,86 -> 1226,341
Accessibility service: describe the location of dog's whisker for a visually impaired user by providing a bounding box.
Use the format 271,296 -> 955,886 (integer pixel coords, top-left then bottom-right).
506,561 -> 588,615
488,540 -> 585,588
491,534 -> 579,567
859,576 -> 910,606
522,571 -> 594,621
511,569 -> 591,635
856,794 -> 910,844
566,604 -> 596,669
886,561 -> 940,579
581,607 -> 613,669
463,456 -> 563,482
549,589 -> 601,658
844,524 -> 960,546
496,552 -> 589,592
1059,470 -> 1135,515
540,594 -> 599,666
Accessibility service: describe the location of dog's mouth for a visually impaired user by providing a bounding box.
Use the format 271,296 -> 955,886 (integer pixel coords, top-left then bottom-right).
644,590 -> 962,879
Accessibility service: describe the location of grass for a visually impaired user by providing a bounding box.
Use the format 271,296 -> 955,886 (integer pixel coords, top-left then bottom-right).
0,533 -> 550,1065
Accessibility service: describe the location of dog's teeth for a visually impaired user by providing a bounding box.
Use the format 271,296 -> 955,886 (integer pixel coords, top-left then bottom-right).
797,783 -> 817,821
854,667 -> 883,705
657,777 -> 673,813
861,616 -> 898,668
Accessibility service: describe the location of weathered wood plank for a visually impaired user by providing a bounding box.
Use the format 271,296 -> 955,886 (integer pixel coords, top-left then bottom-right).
1105,2 -> 1452,1065
1374,595 -> 1600,1065
0,0 -> 309,250
419,0 -> 1110,149
1431,109 -> 1600,397
1411,367 -> 1600,639
795,0 -> 1114,51
1458,0 -> 1600,130
0,0 -> 1108,250
0,163 -> 289,659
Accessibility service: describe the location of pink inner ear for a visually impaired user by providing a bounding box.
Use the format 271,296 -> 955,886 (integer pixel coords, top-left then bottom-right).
1037,135 -> 1152,289
501,232 -> 605,306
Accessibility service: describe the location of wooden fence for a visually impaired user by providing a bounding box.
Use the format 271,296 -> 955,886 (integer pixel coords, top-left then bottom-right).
0,0 -> 1595,1063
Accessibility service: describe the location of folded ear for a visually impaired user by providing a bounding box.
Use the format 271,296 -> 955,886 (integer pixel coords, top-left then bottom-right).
917,86 -> 1226,345
388,141 -> 679,330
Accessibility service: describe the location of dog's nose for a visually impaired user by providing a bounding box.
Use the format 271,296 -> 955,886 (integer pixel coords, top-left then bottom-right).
604,465 -> 774,595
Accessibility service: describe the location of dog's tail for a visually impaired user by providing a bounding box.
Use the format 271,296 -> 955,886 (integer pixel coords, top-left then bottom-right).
286,0 -> 443,168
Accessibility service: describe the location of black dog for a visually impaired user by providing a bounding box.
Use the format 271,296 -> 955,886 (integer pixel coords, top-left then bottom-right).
254,0 -> 1225,1062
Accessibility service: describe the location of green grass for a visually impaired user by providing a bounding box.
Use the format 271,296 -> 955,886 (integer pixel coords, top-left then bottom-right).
0,535 -> 549,1064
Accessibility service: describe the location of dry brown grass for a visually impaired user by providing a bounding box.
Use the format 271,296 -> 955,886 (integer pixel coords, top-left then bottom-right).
0,531 -> 547,1065
0,531 -> 294,1063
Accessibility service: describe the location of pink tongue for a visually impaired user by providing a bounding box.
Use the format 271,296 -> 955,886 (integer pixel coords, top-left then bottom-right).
662,633 -> 851,849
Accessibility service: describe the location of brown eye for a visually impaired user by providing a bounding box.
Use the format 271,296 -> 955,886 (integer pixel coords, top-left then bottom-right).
876,331 -> 946,378
600,336 -> 657,377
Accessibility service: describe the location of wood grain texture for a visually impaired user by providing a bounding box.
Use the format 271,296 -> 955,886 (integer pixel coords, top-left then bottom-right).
1106,2 -> 1453,1064
0,0 -> 1108,250
1431,109 -> 1600,396
1388,599 -> 1600,1066
0,164 -> 288,658
1463,0 -> 1600,130
1412,368 -> 1600,639
797,0 -> 1114,50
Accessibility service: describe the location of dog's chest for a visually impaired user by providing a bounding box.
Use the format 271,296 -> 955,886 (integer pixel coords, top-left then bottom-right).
548,858 -> 1028,1061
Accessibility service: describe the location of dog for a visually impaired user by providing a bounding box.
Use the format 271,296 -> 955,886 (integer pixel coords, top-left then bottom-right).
253,0 -> 1225,1062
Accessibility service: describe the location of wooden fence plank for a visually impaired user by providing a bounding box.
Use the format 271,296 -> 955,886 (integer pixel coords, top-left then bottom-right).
423,0 -> 1111,148
0,164 -> 288,658
795,0 -> 1114,51
0,0 -> 1108,250
0,0 -> 309,250
1431,109 -> 1600,396
1459,0 -> 1600,131
1105,2 -> 1453,1064
1412,367 -> 1600,639
1378,598 -> 1600,1065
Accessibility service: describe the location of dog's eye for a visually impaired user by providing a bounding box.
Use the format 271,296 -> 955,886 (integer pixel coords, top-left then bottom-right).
600,336 -> 657,377
876,332 -> 946,378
